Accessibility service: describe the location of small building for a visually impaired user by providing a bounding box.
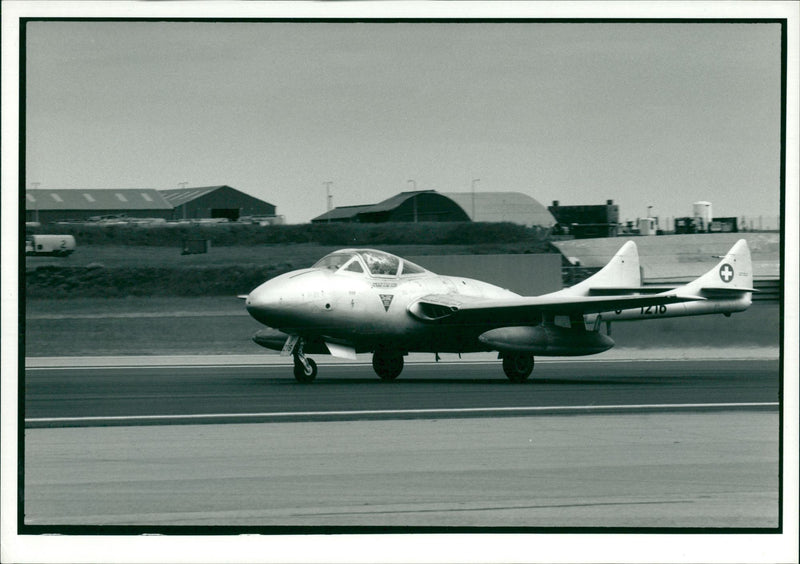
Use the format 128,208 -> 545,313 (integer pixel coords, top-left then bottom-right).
548,200 -> 620,238
159,185 -> 276,222
311,190 -> 470,223
25,189 -> 173,224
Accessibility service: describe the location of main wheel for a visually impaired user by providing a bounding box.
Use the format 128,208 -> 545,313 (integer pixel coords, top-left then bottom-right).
372,351 -> 404,381
502,354 -> 534,383
293,357 -> 317,383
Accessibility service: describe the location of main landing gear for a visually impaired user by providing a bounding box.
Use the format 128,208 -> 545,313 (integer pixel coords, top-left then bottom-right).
502,353 -> 534,383
288,339 -> 405,383
372,349 -> 404,381
286,338 -> 531,383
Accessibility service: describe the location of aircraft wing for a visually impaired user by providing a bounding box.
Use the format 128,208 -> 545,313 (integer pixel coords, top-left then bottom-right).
408,292 -> 704,324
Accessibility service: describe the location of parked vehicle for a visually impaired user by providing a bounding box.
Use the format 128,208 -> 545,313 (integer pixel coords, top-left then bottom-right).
25,234 -> 76,257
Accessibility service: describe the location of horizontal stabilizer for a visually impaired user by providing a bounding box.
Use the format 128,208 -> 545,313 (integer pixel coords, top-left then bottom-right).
588,286 -> 676,295
593,239 -> 755,322
700,286 -> 758,293
409,291 -> 704,324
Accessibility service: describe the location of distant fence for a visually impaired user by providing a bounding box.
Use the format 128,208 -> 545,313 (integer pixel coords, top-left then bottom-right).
632,216 -> 780,233
752,279 -> 781,302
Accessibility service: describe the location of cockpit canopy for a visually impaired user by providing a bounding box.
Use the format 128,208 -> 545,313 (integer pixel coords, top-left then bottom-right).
312,249 -> 428,277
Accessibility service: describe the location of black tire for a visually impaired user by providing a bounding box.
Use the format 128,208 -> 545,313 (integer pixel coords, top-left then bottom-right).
372,351 -> 404,381
293,357 -> 317,383
502,354 -> 534,383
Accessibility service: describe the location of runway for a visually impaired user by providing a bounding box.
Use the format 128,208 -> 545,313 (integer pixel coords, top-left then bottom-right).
21,357 -> 780,529
25,357 -> 779,426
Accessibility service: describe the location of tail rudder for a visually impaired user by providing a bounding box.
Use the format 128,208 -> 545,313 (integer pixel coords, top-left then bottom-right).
557,241 -> 641,297
679,239 -> 753,294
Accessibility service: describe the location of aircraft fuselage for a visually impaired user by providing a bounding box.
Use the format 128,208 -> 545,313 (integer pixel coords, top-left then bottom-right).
246,265 -> 519,354
244,242 -> 753,382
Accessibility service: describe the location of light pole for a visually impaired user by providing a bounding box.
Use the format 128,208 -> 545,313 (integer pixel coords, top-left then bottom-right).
324,181 -> 333,222
471,179 -> 480,220
31,182 -> 40,223
408,180 -> 417,221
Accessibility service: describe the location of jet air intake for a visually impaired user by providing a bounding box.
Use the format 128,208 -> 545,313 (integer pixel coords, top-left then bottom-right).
478,325 -> 614,356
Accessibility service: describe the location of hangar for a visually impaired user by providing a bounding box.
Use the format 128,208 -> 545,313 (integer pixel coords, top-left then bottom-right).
311,190 -> 555,226
25,189 -> 173,224
160,185 -> 276,222
311,190 -> 470,223
443,191 -> 556,227
25,185 -> 277,224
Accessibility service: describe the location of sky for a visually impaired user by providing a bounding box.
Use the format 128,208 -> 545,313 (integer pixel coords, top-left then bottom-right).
3,7 -> 799,564
23,20 -> 783,225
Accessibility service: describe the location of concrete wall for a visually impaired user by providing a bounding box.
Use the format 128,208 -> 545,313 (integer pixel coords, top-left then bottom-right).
407,254 -> 562,296
553,233 -> 780,281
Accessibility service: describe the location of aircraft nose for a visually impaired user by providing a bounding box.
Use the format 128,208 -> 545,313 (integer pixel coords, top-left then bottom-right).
245,271 -> 316,326
246,280 -> 291,326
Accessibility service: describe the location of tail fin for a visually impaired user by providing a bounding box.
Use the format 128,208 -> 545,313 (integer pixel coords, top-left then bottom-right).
678,239 -> 755,297
591,238 -> 754,323
555,241 -> 641,297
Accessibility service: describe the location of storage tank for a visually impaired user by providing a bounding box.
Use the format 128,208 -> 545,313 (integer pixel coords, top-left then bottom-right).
637,217 -> 656,236
693,201 -> 712,232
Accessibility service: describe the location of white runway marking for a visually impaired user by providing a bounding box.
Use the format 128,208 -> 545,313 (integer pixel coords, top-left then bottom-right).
23,353 -> 778,370
26,401 -> 778,425
26,311 -> 245,319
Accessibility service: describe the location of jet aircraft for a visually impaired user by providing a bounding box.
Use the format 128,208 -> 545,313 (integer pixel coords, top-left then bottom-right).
245,239 -> 753,382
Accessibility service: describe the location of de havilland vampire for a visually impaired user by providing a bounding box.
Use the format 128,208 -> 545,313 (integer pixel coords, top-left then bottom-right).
245,239 -> 754,382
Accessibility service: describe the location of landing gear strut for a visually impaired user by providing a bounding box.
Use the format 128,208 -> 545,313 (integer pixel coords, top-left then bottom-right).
292,340 -> 317,383
502,353 -> 534,383
372,349 -> 404,381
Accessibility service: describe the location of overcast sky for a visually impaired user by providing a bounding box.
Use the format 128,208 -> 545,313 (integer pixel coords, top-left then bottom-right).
24,20 -> 782,224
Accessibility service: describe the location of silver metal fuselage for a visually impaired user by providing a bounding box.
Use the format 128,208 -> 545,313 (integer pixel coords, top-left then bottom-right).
246,267 -> 519,354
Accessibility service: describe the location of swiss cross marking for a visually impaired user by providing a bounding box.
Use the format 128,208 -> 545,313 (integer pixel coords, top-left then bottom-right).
379,294 -> 394,312
719,263 -> 734,283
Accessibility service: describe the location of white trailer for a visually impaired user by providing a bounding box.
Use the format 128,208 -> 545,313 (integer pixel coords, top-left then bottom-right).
25,234 -> 76,256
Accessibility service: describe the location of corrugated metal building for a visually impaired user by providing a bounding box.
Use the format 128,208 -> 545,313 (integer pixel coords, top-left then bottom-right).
25,189 -> 173,224
311,204 -> 374,223
443,192 -> 556,227
311,191 -> 470,223
548,200 -> 620,238
159,185 -> 276,221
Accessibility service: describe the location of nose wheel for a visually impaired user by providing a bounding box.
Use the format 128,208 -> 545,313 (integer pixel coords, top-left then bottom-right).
293,356 -> 317,383
292,340 -> 317,383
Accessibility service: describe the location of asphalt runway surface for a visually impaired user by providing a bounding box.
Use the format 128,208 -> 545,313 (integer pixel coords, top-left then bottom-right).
22,358 -> 781,529
25,358 -> 779,426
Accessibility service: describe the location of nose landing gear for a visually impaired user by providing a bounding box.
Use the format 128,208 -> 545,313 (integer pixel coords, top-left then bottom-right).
292,340 -> 317,383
